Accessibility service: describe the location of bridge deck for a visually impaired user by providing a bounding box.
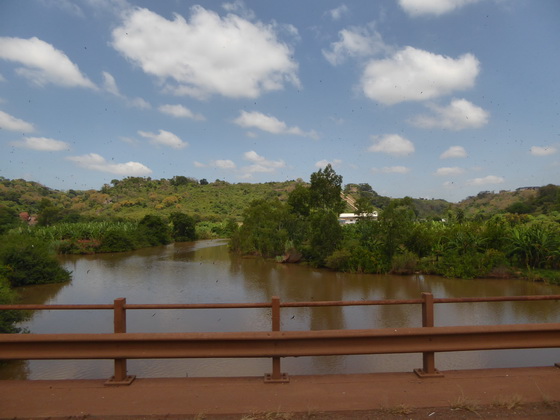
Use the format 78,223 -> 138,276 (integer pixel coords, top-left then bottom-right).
1,366 -> 559,419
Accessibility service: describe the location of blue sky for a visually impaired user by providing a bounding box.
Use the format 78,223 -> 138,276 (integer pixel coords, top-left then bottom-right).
0,0 -> 558,202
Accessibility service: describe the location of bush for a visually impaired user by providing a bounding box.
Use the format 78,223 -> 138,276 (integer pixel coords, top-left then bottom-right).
137,215 -> 171,247
390,251 -> 419,275
0,271 -> 27,333
0,235 -> 71,287
98,229 -> 137,252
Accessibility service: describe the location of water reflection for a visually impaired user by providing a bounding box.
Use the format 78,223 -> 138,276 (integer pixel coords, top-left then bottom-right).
1,240 -> 559,380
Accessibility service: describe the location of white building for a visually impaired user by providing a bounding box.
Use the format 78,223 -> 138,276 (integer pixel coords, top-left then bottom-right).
338,212 -> 378,224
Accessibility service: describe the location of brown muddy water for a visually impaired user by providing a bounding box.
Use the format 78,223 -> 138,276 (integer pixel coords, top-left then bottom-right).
1,239 -> 559,380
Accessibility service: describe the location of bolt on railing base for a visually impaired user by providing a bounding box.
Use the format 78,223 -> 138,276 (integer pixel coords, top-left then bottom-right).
105,375 -> 136,386
413,368 -> 444,378
264,373 -> 290,383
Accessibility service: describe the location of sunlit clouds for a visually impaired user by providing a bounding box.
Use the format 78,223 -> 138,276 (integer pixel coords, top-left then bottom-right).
398,0 -> 482,17
410,99 -> 489,130
158,104 -> 205,121
12,136 -> 69,151
361,47 -> 479,105
440,146 -> 468,159
0,37 -> 96,89
368,134 -> 415,156
0,110 -> 35,133
111,6 -> 299,99
233,111 -> 318,139
138,130 -> 188,149
530,146 -> 557,156
67,153 -> 152,176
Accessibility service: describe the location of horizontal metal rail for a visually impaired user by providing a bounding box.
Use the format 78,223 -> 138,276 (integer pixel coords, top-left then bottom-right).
1,323 -> 559,360
1,293 -> 559,384
2,294 -> 558,311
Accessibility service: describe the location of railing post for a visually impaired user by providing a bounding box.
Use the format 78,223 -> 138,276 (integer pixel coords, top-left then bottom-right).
265,296 -> 289,383
106,298 -> 135,385
414,292 -> 443,378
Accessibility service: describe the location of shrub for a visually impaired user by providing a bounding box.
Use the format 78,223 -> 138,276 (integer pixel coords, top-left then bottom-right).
0,271 -> 27,333
0,235 -> 71,287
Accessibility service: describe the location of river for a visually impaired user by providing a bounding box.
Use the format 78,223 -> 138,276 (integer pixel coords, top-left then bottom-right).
1,239 -> 559,380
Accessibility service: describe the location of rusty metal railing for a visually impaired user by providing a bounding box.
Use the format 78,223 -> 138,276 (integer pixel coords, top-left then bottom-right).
1,293 -> 559,385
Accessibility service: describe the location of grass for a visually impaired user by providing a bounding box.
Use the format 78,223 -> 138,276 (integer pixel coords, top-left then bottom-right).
492,394 -> 524,410
449,395 -> 480,414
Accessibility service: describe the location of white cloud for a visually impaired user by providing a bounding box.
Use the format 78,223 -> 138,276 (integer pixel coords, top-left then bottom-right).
0,73 -> 6,82
410,98 -> 489,130
194,161 -> 206,168
361,46 -> 479,105
530,145 -> 557,156
102,71 -> 150,109
435,166 -> 465,176
233,110 -> 318,139
323,24 -> 391,66
0,37 -> 96,89
315,159 -> 342,168
399,0 -> 481,17
0,110 -> 35,132
466,175 -> 505,186
368,134 -> 415,156
327,4 -> 349,20
138,129 -> 188,149
211,159 -> 236,169
440,145 -> 468,159
111,6 -> 299,99
12,136 -> 69,151
67,153 -> 152,175
372,166 -> 411,174
240,150 -> 285,177
158,104 -> 205,121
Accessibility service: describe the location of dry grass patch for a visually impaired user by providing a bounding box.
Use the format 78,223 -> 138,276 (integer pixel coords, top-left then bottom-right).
492,394 -> 524,410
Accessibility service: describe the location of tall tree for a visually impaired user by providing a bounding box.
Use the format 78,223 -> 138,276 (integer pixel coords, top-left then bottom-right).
309,164 -> 345,214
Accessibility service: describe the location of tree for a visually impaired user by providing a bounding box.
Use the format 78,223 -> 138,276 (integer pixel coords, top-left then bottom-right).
137,215 -> 171,246
307,209 -> 343,265
170,212 -> 196,242
287,184 -> 311,217
309,164 -> 345,214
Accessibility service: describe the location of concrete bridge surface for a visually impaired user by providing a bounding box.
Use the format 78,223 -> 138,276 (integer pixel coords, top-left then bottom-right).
1,366 -> 560,419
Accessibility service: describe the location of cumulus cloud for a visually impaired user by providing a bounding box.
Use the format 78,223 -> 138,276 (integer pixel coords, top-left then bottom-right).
327,4 -> 349,20
435,166 -> 465,176
315,159 -> 342,169
111,6 -> 299,99
67,153 -> 152,176
440,145 -> 467,159
399,0 -> 481,17
158,104 -> 205,121
0,110 -> 35,132
211,159 -> 236,169
466,175 -> 505,186
372,166 -> 411,174
240,150 -> 285,178
102,71 -> 150,109
12,136 -> 69,151
410,98 -> 489,130
361,46 -> 479,105
368,134 -> 415,156
323,24 -> 391,65
233,110 -> 318,139
0,37 -> 96,89
530,145 -> 557,156
138,129 -> 188,149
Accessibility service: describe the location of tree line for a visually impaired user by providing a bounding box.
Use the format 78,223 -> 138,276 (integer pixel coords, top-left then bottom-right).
231,165 -> 560,283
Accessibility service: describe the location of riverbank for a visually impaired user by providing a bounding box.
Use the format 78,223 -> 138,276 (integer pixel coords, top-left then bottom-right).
1,366 -> 559,419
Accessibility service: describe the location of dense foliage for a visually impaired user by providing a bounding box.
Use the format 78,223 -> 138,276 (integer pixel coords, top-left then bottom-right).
231,168 -> 560,283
